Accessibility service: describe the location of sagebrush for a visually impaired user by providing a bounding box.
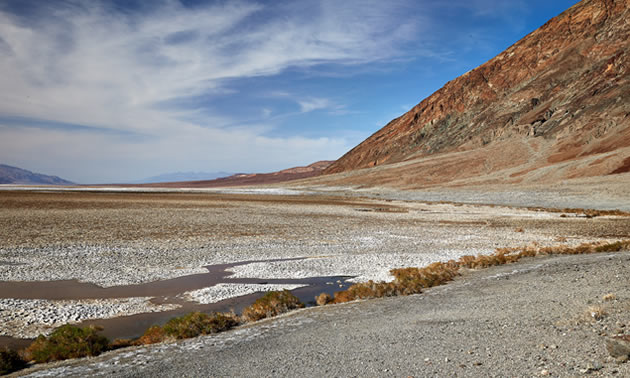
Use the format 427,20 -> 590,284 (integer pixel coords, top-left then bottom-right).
242,290 -> 304,322
0,348 -> 27,375
25,325 -> 109,363
137,312 -> 239,345
326,240 -> 630,305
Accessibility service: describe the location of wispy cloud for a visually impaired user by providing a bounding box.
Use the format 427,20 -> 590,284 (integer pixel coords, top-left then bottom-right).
0,0 -> 543,182
0,0 -> 427,182
297,98 -> 334,113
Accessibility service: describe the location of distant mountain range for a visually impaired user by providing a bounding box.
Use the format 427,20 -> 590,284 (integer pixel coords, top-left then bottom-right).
0,164 -> 74,185
133,171 -> 233,184
132,161 -> 334,188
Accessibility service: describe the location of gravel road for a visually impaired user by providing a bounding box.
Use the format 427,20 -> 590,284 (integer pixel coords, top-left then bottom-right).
19,250 -> 630,377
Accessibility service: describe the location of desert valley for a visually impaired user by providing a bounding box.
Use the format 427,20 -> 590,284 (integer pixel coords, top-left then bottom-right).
1,0 -> 630,376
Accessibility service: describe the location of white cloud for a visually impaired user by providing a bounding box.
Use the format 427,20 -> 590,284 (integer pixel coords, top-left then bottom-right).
261,108 -> 272,118
0,0 -> 426,182
297,98 -> 334,113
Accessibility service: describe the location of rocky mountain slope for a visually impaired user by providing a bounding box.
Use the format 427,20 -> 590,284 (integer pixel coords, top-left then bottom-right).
323,0 -> 630,188
0,164 -> 73,185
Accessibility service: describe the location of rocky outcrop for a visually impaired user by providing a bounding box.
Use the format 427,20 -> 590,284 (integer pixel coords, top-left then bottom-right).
325,0 -> 630,183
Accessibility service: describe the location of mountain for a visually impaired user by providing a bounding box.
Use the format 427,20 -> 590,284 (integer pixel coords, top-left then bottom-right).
134,161 -> 334,188
134,171 -> 233,184
323,0 -> 630,188
0,164 -> 74,185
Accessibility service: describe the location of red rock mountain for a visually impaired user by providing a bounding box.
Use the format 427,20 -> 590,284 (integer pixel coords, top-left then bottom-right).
323,0 -> 630,187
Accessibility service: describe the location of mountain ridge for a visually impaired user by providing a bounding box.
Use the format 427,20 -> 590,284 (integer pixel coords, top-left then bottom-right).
133,171 -> 233,184
323,0 -> 630,187
0,164 -> 74,185
129,161 -> 334,188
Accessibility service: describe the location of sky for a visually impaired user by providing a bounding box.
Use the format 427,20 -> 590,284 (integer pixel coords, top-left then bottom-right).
0,0 -> 580,184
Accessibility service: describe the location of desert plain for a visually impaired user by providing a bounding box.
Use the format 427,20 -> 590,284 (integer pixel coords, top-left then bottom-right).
1,183 -> 630,377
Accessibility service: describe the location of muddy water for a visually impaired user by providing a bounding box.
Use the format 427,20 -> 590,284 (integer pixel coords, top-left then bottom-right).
0,259 -> 302,300
79,275 -> 351,342
0,259 -> 353,348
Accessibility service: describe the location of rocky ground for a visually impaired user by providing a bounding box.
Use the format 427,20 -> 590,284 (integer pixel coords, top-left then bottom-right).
15,251 -> 630,377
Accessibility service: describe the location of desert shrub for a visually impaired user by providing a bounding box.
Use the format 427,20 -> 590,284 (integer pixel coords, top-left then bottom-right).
242,290 -> 304,322
392,262 -> 459,290
136,325 -> 168,345
373,281 -> 399,297
332,281 -> 391,303
0,348 -> 27,375
572,243 -> 597,254
109,338 -> 134,349
25,325 -> 109,363
494,250 -> 520,264
163,312 -> 239,339
457,252 -> 513,269
587,305 -> 607,320
457,255 -> 476,268
516,247 -> 538,258
602,293 -> 617,301
595,240 -> 629,252
320,239 -> 630,306
331,262 -> 459,305
315,293 -> 332,306
135,312 -> 239,345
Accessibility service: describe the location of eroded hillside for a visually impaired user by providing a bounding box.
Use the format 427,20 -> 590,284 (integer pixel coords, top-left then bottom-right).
324,0 -> 630,186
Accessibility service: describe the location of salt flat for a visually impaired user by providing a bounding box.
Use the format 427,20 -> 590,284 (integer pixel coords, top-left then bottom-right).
1,188 -> 628,343
0,298 -> 178,339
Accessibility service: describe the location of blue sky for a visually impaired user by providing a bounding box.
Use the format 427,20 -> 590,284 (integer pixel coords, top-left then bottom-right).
0,0 -> 579,183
